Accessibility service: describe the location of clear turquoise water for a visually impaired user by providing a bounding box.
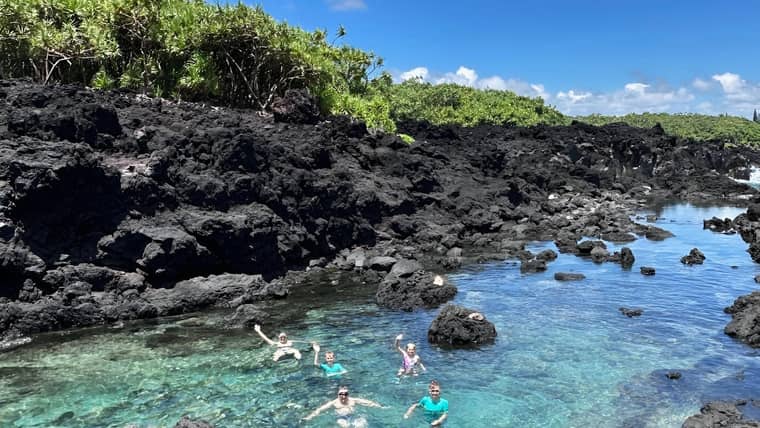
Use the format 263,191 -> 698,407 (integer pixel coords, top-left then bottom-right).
2,204 -> 760,428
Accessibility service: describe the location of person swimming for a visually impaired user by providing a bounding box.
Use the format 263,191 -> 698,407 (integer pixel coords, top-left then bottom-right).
394,334 -> 426,376
404,379 -> 449,426
254,324 -> 304,361
303,385 -> 382,428
312,342 -> 347,376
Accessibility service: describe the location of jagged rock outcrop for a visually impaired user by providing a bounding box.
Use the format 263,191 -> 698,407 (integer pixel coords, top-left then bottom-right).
427,304 -> 496,346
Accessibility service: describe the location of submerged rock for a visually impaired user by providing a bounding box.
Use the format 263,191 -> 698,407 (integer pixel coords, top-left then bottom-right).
554,272 -> 586,281
640,266 -> 656,275
682,400 -> 760,428
174,416 -> 214,428
619,307 -> 643,317
427,304 -> 496,346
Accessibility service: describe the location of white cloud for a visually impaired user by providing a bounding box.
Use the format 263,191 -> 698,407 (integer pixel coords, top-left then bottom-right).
395,65 -> 760,118
397,65 -> 548,99
399,67 -> 429,81
326,0 -> 366,11
553,83 -> 695,116
712,72 -> 744,93
692,78 -> 712,91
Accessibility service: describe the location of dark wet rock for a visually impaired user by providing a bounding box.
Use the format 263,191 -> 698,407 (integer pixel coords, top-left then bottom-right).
682,400 -> 760,428
520,258 -> 547,273
590,246 -> 610,263
535,249 -> 558,261
666,371 -> 682,380
427,304 -> 496,346
608,247 -> 635,268
271,88 -> 320,125
635,224 -> 674,241
174,416 -> 214,428
754,275 -> 760,284
554,272 -> 586,281
640,266 -> 656,275
576,240 -> 606,255
704,216 -> 734,233
724,291 -> 760,347
619,307 -> 643,317
225,304 -> 269,328
681,248 -> 706,265
601,232 -> 636,242
369,256 -> 398,272
376,270 -> 456,311
389,259 -> 423,278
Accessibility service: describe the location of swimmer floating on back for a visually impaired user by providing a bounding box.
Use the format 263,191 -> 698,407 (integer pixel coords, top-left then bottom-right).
254,324 -> 308,361
394,334 -> 426,376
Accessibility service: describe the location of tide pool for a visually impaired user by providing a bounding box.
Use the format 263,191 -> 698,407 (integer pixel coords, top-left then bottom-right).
2,204 -> 760,427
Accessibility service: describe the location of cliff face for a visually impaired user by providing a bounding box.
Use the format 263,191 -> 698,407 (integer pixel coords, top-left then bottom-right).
0,79 -> 757,340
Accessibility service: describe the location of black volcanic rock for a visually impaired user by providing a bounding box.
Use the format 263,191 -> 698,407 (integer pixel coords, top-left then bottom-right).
427,304 -> 496,346
2,79 -> 760,340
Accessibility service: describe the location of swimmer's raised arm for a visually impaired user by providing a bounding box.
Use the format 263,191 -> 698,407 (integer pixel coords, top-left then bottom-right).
254,324 -> 276,346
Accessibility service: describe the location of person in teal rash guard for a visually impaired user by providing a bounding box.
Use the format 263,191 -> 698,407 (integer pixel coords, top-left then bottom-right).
403,380 -> 448,426
312,342 -> 347,376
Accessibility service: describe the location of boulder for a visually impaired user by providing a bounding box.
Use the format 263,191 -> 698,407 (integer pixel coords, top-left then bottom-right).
724,291 -> 760,347
376,270 -> 456,311
640,266 -> 656,275
681,248 -> 706,265
427,304 -> 496,346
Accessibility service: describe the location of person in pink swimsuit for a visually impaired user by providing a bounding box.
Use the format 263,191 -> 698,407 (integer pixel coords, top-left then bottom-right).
394,334 -> 426,376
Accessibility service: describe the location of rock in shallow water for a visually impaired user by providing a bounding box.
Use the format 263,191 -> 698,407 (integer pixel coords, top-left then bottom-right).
428,304 -> 496,346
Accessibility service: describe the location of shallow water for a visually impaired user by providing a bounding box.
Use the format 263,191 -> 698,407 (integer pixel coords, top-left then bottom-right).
2,204 -> 760,427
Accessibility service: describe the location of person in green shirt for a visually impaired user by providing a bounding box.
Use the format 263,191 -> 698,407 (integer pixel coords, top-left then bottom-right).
404,380 -> 448,426
312,342 -> 347,376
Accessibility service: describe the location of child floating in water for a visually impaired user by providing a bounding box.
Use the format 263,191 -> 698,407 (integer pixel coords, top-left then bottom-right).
313,342 -> 347,376
394,334 -> 426,376
254,324 -> 303,361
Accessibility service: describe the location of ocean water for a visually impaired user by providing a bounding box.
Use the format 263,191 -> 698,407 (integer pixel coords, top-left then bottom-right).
2,204 -> 760,428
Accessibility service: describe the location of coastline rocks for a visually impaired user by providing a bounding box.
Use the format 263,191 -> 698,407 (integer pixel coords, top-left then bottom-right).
224,304 -> 269,328
376,270 -> 456,311
704,216 -> 734,233
683,401 -> 760,428
427,304 -> 496,346
724,291 -> 760,347
681,248 -> 706,265
554,272 -> 586,281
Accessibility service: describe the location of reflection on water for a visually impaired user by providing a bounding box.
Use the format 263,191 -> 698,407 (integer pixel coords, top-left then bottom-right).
2,204 -> 760,427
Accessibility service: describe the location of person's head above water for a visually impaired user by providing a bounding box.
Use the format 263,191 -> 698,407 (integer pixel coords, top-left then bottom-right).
406,343 -> 416,355
278,332 -> 287,342
337,386 -> 349,402
429,380 -> 441,398
325,351 -> 335,363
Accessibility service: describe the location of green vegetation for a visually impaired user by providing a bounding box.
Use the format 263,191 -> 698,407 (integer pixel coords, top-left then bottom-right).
387,80 -> 566,127
3,0 -> 759,146
0,0 -> 563,133
576,113 -> 760,147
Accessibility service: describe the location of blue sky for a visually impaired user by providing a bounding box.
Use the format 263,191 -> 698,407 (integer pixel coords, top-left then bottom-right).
251,0 -> 760,117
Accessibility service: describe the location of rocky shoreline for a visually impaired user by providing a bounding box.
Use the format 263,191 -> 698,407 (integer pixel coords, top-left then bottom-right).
2,80 -> 760,424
